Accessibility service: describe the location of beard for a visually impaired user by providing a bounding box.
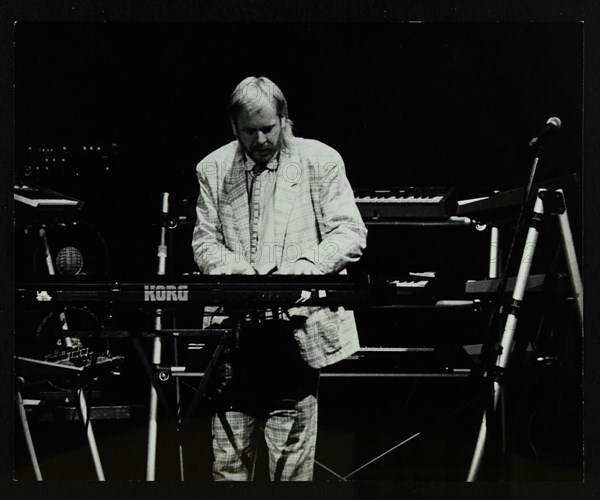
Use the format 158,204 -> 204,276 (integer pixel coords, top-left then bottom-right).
248,145 -> 276,163
245,134 -> 284,164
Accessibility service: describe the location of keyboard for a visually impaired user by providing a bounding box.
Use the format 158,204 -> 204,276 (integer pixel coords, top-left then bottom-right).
354,186 -> 456,219
14,181 -> 83,210
16,275 -> 435,308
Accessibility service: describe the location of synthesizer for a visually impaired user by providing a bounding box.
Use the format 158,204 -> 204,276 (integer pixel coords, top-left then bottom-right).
16,349 -> 124,379
354,186 -> 456,219
464,273 -> 570,295
455,173 -> 579,220
14,181 -> 83,210
16,275 -> 434,308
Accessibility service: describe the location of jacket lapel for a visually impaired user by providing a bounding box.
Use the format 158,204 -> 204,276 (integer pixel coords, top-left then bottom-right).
274,146 -> 301,263
224,148 -> 250,251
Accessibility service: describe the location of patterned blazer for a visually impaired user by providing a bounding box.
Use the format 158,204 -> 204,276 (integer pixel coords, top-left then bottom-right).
192,137 -> 367,369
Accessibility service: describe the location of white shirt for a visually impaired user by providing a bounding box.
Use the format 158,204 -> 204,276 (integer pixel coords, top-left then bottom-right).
244,153 -> 279,274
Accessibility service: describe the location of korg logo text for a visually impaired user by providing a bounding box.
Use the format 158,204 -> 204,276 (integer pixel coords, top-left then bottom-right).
144,285 -> 189,302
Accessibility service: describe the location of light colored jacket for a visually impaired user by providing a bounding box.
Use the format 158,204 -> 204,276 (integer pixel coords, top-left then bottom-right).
192,137 -> 367,368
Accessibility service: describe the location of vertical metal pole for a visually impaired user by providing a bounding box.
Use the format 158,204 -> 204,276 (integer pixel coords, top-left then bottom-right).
146,312 -> 162,481
172,325 -> 185,481
468,222 -> 500,480
489,226 -> 500,279
146,192 -> 171,481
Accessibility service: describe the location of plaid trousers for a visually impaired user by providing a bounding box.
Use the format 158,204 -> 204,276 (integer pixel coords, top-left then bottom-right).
212,395 -> 318,481
209,319 -> 319,481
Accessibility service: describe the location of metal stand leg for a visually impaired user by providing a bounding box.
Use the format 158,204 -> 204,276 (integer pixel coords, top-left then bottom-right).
76,387 -> 106,480
16,389 -> 43,480
146,312 -> 163,481
183,321 -> 239,421
555,189 -> 584,324
489,226 -> 500,279
172,334 -> 185,481
184,342 -> 226,419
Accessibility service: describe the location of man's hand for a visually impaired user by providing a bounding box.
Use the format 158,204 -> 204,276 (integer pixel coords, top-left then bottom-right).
286,259 -> 323,275
209,261 -> 257,275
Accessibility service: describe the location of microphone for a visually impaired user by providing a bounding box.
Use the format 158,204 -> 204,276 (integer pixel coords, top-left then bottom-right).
529,117 -> 562,147
56,246 -> 84,275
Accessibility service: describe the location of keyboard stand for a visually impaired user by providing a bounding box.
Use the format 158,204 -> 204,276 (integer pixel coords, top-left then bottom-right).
25,326 -> 233,481
467,188 -> 583,481
133,325 -> 233,480
15,374 -> 106,480
18,225 -> 106,480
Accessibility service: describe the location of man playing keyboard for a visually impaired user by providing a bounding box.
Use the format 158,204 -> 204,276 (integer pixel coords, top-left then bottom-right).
192,76 -> 367,481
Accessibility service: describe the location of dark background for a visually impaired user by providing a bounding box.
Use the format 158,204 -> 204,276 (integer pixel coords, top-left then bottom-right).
6,17 -> 592,498
14,22 -> 583,279
15,22 -> 582,190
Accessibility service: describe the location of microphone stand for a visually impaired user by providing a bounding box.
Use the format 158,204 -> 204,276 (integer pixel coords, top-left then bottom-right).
145,193 -> 186,480
467,138 -> 582,480
466,142 -> 542,481
146,193 -> 168,480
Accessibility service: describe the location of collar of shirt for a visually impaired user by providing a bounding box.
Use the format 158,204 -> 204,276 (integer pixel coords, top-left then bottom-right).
242,150 -> 280,173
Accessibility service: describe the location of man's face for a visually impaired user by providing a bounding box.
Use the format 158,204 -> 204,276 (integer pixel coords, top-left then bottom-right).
233,98 -> 283,165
